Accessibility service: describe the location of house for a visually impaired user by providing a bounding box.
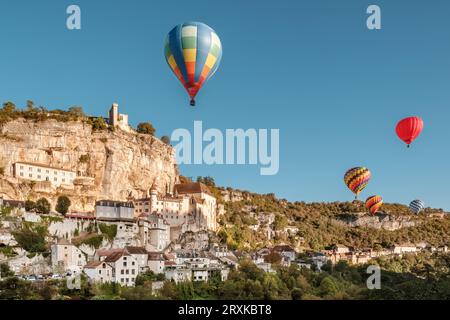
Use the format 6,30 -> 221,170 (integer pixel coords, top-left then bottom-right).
124,246 -> 148,273
104,250 -> 139,287
392,243 -> 417,255
331,244 -> 350,254
148,252 -> 165,274
165,265 -> 192,283
51,239 -> 86,273
95,200 -> 135,222
255,262 -> 276,274
84,261 -> 113,284
138,213 -> 170,251
272,245 -> 297,265
12,162 -> 76,188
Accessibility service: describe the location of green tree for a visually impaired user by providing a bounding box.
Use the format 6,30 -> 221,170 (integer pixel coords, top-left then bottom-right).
2,101 -> 16,114
35,198 -> 51,215
68,106 -> 85,118
56,196 -> 71,215
25,200 -> 36,212
137,122 -> 156,135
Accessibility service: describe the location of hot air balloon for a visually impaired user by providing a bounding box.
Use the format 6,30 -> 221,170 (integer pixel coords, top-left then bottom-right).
409,200 -> 425,215
164,22 -> 222,107
396,116 -> 424,148
344,167 -> 371,199
365,195 -> 383,215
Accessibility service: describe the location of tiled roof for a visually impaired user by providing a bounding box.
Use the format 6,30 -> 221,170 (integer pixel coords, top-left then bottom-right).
96,248 -> 123,257
84,261 -> 104,269
174,182 -> 212,196
125,246 -> 148,255
104,251 -> 130,263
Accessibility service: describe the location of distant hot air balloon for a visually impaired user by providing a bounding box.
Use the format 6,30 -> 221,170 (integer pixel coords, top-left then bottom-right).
365,195 -> 383,215
409,199 -> 425,215
164,22 -> 223,107
344,167 -> 371,199
396,116 -> 424,148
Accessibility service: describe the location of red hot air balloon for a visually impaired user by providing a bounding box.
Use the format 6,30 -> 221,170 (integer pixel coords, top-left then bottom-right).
396,116 -> 424,148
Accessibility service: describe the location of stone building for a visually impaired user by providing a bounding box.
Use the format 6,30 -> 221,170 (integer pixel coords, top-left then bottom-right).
108,103 -> 131,132
13,162 -> 76,187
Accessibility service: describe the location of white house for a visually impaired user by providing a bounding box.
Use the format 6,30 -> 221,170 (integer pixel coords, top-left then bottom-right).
148,252 -> 165,274
13,162 -> 76,187
84,261 -> 113,284
104,250 -> 139,287
51,239 -> 86,273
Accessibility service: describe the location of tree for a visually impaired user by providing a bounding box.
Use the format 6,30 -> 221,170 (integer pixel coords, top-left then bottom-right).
161,136 -> 171,145
2,102 -> 16,114
56,196 -> 71,215
197,176 -> 215,187
264,252 -> 282,264
68,106 -> 85,118
25,200 -> 36,212
35,198 -> 51,215
137,122 -> 156,136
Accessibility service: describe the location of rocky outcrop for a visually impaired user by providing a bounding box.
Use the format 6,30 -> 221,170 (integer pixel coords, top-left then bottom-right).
0,119 -> 179,212
335,212 -> 420,231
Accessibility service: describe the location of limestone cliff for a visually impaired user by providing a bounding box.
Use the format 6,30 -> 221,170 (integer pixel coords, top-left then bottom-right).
0,119 -> 179,212
335,212 -> 420,231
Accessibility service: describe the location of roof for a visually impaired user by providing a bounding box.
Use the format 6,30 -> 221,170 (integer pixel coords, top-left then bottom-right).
125,246 -> 147,255
174,182 -> 212,196
273,245 -> 295,252
1,200 -> 25,208
148,252 -> 164,260
56,238 -> 72,246
96,200 -> 134,208
14,161 -> 76,173
96,248 -> 123,257
104,251 -> 130,263
84,261 -> 104,269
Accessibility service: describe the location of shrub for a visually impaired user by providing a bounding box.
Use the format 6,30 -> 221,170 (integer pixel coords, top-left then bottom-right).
137,122 -> 155,136
24,200 -> 36,212
35,198 -> 51,215
91,117 -> 108,131
56,196 -> 71,215
12,228 -> 47,253
80,235 -> 104,249
98,223 -> 117,241
79,154 -> 90,164
161,136 -> 171,145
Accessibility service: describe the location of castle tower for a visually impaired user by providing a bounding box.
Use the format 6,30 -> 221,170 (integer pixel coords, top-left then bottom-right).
109,103 -> 119,127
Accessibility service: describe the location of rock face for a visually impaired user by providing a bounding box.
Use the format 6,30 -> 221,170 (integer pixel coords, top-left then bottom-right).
335,212 -> 419,231
0,119 -> 179,212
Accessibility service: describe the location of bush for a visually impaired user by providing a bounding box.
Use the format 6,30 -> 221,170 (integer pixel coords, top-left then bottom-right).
12,228 -> 47,253
80,235 -> 104,249
79,154 -> 90,164
161,136 -> 171,145
24,200 -> 36,212
56,196 -> 71,215
91,117 -> 108,131
35,198 -> 51,215
98,223 -> 117,241
137,122 -> 155,136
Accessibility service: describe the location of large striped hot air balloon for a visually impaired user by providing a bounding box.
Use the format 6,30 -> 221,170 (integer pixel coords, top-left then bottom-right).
365,195 -> 383,215
164,22 -> 223,106
344,167 -> 371,199
396,116 -> 424,148
409,200 -> 425,215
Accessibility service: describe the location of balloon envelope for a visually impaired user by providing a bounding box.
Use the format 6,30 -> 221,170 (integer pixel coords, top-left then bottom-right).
409,199 -> 425,214
164,22 -> 223,106
344,167 -> 371,198
396,116 -> 424,147
365,195 -> 383,214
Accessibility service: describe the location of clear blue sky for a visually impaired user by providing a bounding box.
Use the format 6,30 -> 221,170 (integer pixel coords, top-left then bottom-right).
1,0 -> 449,210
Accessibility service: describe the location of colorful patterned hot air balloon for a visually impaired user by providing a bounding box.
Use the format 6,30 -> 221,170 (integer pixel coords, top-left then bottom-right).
396,116 -> 424,148
365,195 -> 383,215
409,200 -> 425,215
164,22 -> 222,106
344,167 -> 371,199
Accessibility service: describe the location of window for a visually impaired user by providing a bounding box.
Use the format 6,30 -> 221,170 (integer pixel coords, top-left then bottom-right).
121,270 -> 124,275
123,262 -> 127,267
46,170 -> 49,174
29,167 -> 32,171
62,178 -> 65,183
37,169 -> 41,173
126,270 -> 129,275
98,270 -> 101,274
20,173 -> 24,177
20,166 -> 24,170
54,177 -> 57,182
121,278 -> 124,283
132,269 -> 135,275
46,177 -> 49,181
132,261 -> 135,266
37,175 -> 41,179
29,174 -> 32,178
